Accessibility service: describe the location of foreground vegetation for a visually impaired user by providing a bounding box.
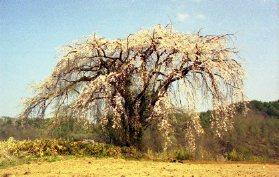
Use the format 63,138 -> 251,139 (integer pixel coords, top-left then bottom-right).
0,138 -> 141,169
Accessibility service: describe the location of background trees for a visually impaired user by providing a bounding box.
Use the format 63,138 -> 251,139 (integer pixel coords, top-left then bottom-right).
21,25 -> 244,147
2,100 -> 278,160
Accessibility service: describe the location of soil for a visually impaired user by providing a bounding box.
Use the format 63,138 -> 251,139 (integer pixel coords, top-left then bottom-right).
0,158 -> 278,177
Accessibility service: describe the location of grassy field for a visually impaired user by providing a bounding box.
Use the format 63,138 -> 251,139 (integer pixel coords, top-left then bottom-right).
0,158 -> 278,177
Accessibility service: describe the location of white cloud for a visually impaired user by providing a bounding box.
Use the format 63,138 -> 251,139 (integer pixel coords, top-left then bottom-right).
176,12 -> 206,22
196,14 -> 206,20
177,12 -> 190,22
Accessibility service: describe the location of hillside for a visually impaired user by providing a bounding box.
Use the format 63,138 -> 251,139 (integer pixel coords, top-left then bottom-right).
249,100 -> 279,118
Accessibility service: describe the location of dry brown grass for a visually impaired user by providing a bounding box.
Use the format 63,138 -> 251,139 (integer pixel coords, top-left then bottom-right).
1,158 -> 278,177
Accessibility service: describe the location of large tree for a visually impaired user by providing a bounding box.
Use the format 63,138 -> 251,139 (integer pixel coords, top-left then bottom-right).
21,25 -> 245,147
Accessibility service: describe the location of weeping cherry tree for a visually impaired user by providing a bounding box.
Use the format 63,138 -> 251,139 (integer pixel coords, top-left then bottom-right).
21,25 -> 245,147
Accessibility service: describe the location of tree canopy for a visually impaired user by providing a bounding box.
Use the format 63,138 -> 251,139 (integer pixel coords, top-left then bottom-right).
21,25 -> 245,147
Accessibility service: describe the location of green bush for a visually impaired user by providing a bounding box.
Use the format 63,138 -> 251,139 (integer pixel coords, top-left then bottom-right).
174,148 -> 193,161
227,149 -> 243,161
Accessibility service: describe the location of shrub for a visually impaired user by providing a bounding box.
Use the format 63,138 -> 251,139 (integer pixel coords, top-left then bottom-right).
0,138 -> 142,162
226,149 -> 243,161
174,148 -> 193,161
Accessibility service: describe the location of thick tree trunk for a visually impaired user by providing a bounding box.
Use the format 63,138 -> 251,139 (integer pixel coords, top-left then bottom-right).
116,88 -> 156,148
123,100 -> 144,148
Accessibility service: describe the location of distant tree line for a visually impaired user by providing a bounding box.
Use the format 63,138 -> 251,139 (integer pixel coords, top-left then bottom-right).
249,100 -> 279,117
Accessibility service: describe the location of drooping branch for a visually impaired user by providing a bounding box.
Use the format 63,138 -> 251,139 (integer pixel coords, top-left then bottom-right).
21,25 -> 245,146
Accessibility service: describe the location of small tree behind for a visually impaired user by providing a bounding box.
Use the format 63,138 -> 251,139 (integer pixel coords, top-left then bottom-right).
21,25 -> 245,147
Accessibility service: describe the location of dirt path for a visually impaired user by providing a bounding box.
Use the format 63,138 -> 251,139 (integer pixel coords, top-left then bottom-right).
0,158 -> 278,177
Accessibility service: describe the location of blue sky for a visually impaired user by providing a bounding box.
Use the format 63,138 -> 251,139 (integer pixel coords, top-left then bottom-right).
0,0 -> 278,116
